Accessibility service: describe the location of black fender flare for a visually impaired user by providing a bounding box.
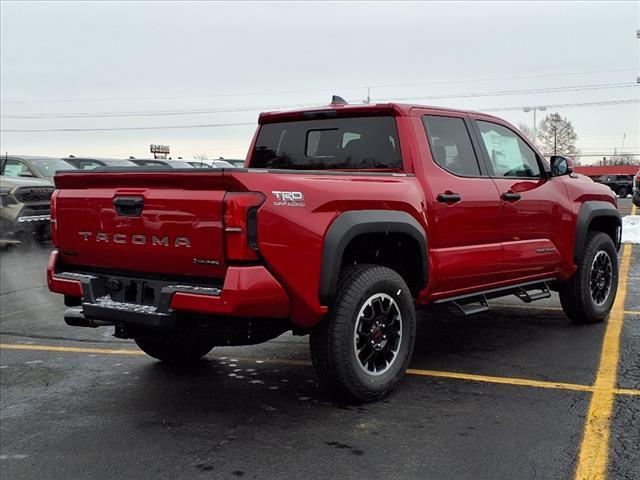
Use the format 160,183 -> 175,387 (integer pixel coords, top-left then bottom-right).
319,210 -> 428,305
573,201 -> 621,262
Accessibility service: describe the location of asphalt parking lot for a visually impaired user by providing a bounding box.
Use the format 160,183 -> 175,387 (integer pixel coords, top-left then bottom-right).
1,199 -> 638,480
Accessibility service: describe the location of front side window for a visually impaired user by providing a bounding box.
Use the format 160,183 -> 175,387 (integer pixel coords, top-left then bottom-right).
2,159 -> 31,177
251,116 -> 402,170
422,115 -> 481,176
477,121 -> 541,178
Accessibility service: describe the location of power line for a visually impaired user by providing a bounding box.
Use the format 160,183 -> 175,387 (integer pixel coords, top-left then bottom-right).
2,97 -> 638,134
0,122 -> 256,133
1,67 -> 634,105
483,98 -> 640,112
2,82 -> 636,120
374,83 -> 636,103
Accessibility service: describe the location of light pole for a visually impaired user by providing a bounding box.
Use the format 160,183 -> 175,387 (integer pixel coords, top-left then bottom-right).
523,106 -> 546,144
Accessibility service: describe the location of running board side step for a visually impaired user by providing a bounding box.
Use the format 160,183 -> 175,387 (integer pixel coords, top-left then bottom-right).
434,279 -> 553,317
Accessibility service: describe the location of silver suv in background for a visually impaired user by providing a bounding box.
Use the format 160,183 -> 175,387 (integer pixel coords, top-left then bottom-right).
0,155 -> 77,182
0,176 -> 54,245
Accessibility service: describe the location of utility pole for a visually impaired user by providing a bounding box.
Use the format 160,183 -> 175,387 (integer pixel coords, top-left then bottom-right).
364,86 -> 371,104
553,125 -> 557,155
523,106 -> 546,144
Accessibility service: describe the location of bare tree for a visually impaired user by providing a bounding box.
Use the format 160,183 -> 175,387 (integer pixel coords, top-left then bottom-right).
193,153 -> 208,161
537,113 -> 580,157
517,122 -> 535,144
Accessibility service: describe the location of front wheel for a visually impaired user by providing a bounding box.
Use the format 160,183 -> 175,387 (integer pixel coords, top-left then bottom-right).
135,334 -> 215,363
559,232 -> 618,324
617,187 -> 628,198
310,265 -> 416,402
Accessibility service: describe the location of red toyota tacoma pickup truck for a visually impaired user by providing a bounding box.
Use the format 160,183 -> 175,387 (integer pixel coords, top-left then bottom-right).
48,99 -> 622,401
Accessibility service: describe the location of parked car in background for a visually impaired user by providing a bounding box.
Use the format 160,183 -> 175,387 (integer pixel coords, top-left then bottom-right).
217,158 -> 245,168
129,159 -> 194,168
64,157 -> 139,170
592,174 -> 634,198
0,155 -> 77,182
633,170 -> 640,207
187,160 -> 236,168
0,175 -> 54,245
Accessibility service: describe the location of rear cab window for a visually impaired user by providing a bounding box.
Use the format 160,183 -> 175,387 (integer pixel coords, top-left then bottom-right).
250,116 -> 402,170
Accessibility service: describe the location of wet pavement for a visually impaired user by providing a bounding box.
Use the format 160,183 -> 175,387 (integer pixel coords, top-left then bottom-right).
1,198 -> 638,479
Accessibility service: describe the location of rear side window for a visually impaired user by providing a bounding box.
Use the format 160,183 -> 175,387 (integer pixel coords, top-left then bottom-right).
422,116 -> 481,176
251,116 -> 402,170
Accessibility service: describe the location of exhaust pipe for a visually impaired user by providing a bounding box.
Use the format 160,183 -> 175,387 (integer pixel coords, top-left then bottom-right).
64,308 -> 112,328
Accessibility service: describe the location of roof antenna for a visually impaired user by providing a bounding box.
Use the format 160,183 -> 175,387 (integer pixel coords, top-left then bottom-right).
331,95 -> 348,106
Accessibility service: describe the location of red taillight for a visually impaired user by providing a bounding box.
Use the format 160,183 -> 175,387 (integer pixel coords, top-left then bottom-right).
223,192 -> 265,262
50,190 -> 59,247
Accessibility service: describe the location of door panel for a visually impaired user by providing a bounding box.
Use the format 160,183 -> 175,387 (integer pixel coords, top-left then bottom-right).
472,118 -> 568,280
416,112 -> 504,295
492,178 -> 566,277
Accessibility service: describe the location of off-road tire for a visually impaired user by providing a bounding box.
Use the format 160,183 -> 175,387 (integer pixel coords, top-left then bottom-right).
135,334 -> 215,363
559,232 -> 618,324
617,187 -> 628,198
310,265 -> 416,402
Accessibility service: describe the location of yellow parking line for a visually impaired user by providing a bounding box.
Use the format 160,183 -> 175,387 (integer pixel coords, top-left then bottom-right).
406,368 -> 594,393
0,343 -> 145,356
2,342 -> 639,397
575,239 -> 634,480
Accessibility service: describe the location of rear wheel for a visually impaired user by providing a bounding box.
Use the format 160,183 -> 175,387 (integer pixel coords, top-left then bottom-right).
135,334 -> 215,363
617,186 -> 628,198
310,265 -> 416,402
559,232 -> 618,324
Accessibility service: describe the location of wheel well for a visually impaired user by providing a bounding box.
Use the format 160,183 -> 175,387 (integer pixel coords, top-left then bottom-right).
340,232 -> 423,297
588,216 -> 619,246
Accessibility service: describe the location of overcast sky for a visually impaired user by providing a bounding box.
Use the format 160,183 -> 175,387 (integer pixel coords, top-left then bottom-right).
1,1 -> 638,162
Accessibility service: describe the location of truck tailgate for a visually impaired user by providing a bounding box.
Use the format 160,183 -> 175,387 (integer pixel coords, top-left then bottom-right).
53,171 -> 245,279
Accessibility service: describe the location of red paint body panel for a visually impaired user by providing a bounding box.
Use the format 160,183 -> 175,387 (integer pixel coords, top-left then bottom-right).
47,250 -> 83,297
49,102 -> 618,331
169,266 -> 290,318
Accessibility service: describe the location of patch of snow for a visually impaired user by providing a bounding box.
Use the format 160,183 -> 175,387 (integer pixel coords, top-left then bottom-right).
622,215 -> 640,244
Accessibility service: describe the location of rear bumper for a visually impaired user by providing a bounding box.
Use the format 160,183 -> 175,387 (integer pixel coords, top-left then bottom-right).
47,250 -> 290,328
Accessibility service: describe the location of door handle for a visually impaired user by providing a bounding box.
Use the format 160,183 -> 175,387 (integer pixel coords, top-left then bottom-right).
501,192 -> 522,202
437,192 -> 462,204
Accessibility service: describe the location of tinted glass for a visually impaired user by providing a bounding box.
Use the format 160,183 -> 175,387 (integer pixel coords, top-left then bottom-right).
80,161 -> 102,170
422,116 -> 481,176
251,116 -> 402,170
477,121 -> 541,177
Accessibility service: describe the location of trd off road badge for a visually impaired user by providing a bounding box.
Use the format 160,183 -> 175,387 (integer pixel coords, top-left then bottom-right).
272,191 -> 305,207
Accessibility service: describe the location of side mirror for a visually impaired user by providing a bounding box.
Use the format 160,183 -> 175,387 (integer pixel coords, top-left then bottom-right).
18,171 -> 34,178
550,156 -> 573,177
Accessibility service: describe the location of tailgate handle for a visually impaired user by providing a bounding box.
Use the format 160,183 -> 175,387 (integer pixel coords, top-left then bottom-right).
113,196 -> 144,217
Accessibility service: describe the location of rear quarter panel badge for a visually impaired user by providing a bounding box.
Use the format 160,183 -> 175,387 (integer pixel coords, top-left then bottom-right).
272,191 -> 305,207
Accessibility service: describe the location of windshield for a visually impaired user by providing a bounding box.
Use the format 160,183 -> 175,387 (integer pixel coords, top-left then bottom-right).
32,158 -> 77,177
251,116 -> 402,170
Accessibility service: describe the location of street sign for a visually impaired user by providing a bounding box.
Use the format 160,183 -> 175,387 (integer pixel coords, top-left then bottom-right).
150,144 -> 170,159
